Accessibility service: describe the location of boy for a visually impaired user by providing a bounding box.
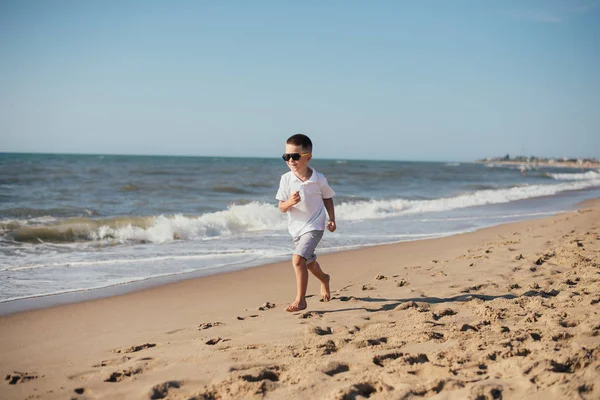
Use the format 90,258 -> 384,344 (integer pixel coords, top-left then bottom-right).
276,134 -> 337,312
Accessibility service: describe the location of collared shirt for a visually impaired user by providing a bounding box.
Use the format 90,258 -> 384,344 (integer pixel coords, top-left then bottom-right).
276,167 -> 335,238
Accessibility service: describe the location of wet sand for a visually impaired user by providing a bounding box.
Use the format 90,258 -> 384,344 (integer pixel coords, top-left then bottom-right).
1,199 -> 599,399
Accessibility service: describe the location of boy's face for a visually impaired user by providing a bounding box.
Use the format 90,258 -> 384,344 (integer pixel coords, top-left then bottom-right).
284,143 -> 312,173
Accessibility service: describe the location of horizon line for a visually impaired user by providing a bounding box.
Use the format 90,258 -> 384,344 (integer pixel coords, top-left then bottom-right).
0,150 -> 470,164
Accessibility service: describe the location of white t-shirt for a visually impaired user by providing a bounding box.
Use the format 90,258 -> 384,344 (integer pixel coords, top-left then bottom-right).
276,167 -> 335,238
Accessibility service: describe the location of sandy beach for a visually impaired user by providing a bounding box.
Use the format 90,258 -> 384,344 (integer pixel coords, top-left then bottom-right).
1,199 -> 599,400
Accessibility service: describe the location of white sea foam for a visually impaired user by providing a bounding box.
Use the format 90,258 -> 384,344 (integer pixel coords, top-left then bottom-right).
411,210 -> 558,222
123,180 -> 598,240
0,247 -> 289,272
547,171 -> 600,181
0,257 -> 269,303
1,251 -> 244,271
336,179 -> 600,221
92,202 -> 286,243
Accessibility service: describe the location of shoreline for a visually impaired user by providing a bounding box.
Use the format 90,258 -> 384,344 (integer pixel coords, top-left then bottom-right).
0,204 -> 577,317
1,198 -> 599,399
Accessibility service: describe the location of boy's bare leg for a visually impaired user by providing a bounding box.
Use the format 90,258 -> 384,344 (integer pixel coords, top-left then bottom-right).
307,261 -> 331,301
286,255 -> 308,312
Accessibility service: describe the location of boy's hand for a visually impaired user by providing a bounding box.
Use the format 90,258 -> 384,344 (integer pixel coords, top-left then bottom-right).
327,220 -> 336,232
288,191 -> 301,206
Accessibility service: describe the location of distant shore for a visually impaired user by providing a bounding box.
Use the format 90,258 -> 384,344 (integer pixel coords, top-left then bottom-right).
477,159 -> 600,169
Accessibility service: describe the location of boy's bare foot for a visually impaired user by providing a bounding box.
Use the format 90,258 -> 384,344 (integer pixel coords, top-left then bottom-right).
322,274 -> 331,302
285,300 -> 307,312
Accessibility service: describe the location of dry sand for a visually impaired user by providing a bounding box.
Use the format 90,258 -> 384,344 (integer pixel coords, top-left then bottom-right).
1,199 -> 599,400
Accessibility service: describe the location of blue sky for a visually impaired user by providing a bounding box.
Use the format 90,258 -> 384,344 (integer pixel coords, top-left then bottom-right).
1,0 -> 599,161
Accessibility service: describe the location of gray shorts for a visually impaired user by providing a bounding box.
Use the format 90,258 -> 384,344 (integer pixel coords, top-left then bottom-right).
293,230 -> 324,264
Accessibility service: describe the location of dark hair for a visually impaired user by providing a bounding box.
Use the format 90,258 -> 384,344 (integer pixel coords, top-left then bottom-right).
286,134 -> 313,153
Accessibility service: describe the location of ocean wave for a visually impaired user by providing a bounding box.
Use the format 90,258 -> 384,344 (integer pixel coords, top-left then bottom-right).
462,184 -> 498,191
547,171 -> 600,181
5,178 -> 599,245
8,202 -> 286,244
335,178 -> 600,220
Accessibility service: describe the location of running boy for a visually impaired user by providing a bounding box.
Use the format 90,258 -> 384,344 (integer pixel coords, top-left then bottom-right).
276,134 -> 336,312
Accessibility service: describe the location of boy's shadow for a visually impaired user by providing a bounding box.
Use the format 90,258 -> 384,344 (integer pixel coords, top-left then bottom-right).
318,289 -> 558,314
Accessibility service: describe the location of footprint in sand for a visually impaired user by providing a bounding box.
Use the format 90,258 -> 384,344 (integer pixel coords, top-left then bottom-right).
525,312 -> 542,323
206,337 -> 231,345
470,383 -> 503,400
258,302 -> 276,311
372,352 -> 403,367
529,331 -> 542,341
113,343 -> 156,354
5,371 -> 40,384
71,387 -> 92,400
406,379 -> 448,397
394,301 -> 419,311
240,367 -> 280,383
198,322 -> 224,330
432,308 -> 457,320
317,340 -> 337,355
104,367 -> 144,382
322,361 -> 350,376
558,319 -> 578,328
549,359 -> 576,373
507,283 -> 521,290
311,326 -> 333,336
431,271 -> 447,277
564,278 -> 579,286
236,314 -> 260,320
149,380 -> 182,399
373,352 -> 429,367
367,337 -> 388,346
336,383 -> 378,399
404,354 -> 430,365
460,284 -> 484,293
92,356 -> 132,368
460,324 -> 478,332
357,337 -> 388,348
424,331 -> 444,341
346,326 -> 361,334
499,326 -> 511,333
299,311 -> 323,319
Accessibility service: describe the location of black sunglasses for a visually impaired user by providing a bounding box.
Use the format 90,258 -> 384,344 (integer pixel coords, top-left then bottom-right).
282,152 -> 311,162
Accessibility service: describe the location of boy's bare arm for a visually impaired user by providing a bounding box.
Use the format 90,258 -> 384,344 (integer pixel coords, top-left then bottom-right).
323,198 -> 336,232
279,191 -> 301,213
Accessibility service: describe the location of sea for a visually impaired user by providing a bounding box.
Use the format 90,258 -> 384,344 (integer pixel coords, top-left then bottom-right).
1,153 -> 600,306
